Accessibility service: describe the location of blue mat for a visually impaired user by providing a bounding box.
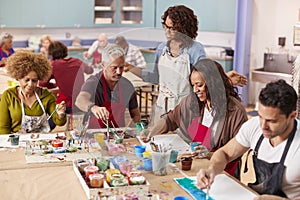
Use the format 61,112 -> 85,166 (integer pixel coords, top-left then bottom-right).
174,177 -> 214,200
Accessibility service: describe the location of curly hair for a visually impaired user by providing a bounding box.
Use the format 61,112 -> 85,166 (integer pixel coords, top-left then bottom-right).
189,59 -> 240,118
259,79 -> 297,117
6,50 -> 52,81
161,5 -> 198,40
48,41 -> 68,60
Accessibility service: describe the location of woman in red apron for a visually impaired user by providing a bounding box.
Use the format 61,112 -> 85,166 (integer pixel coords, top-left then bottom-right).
141,59 -> 248,176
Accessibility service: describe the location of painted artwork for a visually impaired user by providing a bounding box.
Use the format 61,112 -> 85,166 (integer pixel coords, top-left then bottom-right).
174,177 -> 213,200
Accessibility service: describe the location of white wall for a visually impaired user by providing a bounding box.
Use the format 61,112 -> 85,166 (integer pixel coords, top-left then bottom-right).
249,0 -> 300,105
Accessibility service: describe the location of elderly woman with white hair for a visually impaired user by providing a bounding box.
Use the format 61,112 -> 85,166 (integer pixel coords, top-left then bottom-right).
75,44 -> 141,128
0,32 -> 14,67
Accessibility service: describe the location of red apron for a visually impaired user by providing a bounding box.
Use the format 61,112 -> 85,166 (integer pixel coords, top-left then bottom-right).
187,117 -> 239,176
89,74 -> 125,129
92,50 -> 102,66
187,117 -> 211,149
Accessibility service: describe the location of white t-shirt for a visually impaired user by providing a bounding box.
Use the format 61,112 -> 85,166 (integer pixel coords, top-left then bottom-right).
236,116 -> 300,199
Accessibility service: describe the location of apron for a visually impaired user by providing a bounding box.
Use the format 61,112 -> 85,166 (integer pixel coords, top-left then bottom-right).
20,92 -> 50,133
154,47 -> 191,121
89,74 -> 126,129
187,114 -> 239,176
92,49 -> 102,66
247,120 -> 297,197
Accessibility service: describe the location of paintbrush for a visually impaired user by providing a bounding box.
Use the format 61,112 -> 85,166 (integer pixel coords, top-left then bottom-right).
120,119 -> 132,137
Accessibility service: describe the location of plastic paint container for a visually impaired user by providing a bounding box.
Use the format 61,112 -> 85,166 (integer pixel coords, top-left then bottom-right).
84,166 -> 99,182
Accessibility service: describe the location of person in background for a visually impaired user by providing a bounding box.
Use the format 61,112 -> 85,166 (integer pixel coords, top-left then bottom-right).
44,41 -> 94,114
114,35 -> 146,77
83,33 -> 109,68
0,32 -> 14,67
146,5 -> 247,121
0,50 -> 66,134
141,59 -> 248,176
197,79 -> 300,200
37,35 -> 52,58
76,44 -> 141,128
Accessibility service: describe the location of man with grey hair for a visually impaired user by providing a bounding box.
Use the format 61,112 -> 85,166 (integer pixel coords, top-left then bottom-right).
83,33 -> 109,67
76,44 -> 141,128
0,32 -> 14,67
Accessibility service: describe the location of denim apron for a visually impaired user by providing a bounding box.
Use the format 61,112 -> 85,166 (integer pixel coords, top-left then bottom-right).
154,47 -> 190,121
20,92 -> 50,133
247,120 -> 297,197
89,73 -> 125,129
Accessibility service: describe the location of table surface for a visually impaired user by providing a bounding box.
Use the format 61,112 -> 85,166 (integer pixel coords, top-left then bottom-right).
0,135 -> 257,200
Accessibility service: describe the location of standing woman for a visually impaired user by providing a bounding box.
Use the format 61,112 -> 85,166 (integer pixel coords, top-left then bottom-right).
0,32 -> 15,67
149,5 -> 247,121
153,5 -> 206,120
141,59 -> 248,176
0,50 -> 66,134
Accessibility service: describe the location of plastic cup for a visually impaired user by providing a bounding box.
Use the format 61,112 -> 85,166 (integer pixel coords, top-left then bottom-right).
89,173 -> 104,188
152,151 -> 171,176
134,145 -> 146,157
84,166 -> 99,182
66,113 -> 85,132
9,134 -> 19,146
181,157 -> 193,171
143,151 -> 152,158
169,150 -> 178,163
143,158 -> 152,171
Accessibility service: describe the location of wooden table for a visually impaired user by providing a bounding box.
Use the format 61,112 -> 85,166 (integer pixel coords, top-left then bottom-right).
0,135 -> 256,200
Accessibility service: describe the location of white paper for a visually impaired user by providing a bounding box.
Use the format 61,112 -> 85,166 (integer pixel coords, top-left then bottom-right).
137,134 -> 190,154
208,174 -> 257,200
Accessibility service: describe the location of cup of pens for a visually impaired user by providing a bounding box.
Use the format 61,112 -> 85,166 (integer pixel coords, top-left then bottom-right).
152,151 -> 171,176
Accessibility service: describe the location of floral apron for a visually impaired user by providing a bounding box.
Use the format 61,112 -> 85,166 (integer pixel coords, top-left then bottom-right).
154,47 -> 190,121
20,92 -> 50,133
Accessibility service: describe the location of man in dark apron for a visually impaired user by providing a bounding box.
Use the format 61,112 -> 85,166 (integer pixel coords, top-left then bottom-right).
75,44 -> 141,129
196,80 -> 300,200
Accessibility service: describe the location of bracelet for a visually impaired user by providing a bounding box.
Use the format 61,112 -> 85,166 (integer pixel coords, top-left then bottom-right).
87,103 -> 95,112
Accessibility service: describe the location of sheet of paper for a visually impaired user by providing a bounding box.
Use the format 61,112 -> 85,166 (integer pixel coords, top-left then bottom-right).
175,174 -> 257,200
137,134 -> 190,154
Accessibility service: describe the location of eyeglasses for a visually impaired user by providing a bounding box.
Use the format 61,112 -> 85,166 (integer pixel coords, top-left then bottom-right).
162,23 -> 176,32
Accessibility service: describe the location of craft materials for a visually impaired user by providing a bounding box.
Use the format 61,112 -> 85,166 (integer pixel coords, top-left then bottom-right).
84,165 -> 99,182
120,119 -> 132,137
89,173 -> 105,188
9,134 -> 19,146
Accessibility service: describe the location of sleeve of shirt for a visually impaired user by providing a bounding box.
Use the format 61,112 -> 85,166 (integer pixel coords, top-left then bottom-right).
81,75 -> 98,99
235,117 -> 260,148
0,90 -> 13,134
81,60 -> 94,74
188,41 -> 207,66
87,41 -> 98,56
